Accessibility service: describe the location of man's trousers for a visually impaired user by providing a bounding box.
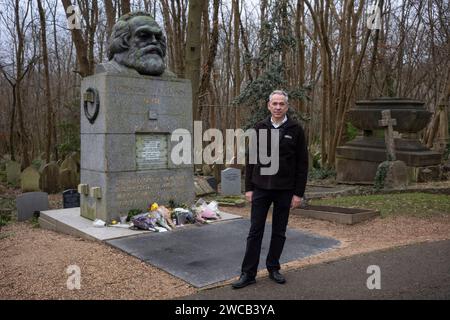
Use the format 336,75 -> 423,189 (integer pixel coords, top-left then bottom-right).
241,188 -> 294,277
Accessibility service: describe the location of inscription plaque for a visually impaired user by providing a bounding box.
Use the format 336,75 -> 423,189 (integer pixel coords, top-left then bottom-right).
136,134 -> 168,170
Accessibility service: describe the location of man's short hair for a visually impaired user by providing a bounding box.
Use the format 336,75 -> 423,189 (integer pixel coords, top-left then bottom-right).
269,90 -> 289,104
108,11 -> 167,60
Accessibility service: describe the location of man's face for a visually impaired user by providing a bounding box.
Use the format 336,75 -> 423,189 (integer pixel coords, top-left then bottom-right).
268,94 -> 288,122
120,16 -> 166,76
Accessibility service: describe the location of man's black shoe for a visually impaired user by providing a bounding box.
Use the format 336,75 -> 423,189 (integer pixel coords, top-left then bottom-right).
269,270 -> 286,284
231,273 -> 256,289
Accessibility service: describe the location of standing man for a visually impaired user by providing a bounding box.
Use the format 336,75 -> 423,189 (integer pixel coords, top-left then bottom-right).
232,90 -> 308,289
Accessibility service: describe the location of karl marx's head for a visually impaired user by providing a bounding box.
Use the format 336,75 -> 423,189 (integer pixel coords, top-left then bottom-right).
108,12 -> 167,76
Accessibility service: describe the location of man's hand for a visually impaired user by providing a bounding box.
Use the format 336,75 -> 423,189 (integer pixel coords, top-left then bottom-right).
245,191 -> 253,202
290,195 -> 302,209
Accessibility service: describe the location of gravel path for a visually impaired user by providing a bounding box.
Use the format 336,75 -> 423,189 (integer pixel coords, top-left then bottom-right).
1,189 -> 450,299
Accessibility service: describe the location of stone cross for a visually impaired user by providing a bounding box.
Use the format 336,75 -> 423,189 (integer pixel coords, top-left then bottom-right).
378,109 -> 397,161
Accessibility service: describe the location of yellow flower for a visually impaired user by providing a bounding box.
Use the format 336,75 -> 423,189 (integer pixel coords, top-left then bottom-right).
150,202 -> 159,211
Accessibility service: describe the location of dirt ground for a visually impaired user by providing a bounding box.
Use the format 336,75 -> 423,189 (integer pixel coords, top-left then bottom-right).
1,188 -> 450,299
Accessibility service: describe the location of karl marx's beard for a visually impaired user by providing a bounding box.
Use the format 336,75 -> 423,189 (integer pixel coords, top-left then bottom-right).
117,44 -> 166,76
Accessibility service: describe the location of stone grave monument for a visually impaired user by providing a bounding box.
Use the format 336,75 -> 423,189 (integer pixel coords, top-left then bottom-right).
375,110 -> 408,189
40,162 -> 60,194
79,12 -> 194,223
221,168 -> 242,196
336,98 -> 442,183
63,189 -> 81,209
20,166 -> 41,192
6,160 -> 21,185
16,192 -> 49,222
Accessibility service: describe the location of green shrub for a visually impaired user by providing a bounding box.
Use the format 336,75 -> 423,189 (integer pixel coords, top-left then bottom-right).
346,122 -> 359,141
309,167 -> 336,180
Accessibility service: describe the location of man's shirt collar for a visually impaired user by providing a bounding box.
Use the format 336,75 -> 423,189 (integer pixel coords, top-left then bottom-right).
270,115 -> 288,128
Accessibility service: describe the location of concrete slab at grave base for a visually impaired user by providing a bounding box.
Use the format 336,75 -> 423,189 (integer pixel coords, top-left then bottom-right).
107,220 -> 340,288
292,205 -> 380,225
39,207 -> 242,242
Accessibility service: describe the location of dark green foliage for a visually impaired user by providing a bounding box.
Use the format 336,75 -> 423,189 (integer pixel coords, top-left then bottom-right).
374,161 -> 390,191
232,2 -> 309,130
308,167 -> 336,180
57,121 -> 80,160
346,122 -> 359,142
127,208 -> 142,222
31,158 -> 43,170
0,215 -> 10,228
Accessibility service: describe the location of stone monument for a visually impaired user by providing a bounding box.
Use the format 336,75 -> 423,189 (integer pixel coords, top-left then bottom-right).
336,98 -> 442,183
375,110 -> 408,189
221,168 -> 242,196
79,12 -> 194,223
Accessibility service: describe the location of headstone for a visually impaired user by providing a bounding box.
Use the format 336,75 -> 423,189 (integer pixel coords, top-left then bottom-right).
69,151 -> 80,168
194,176 -> 215,196
382,160 -> 408,189
20,166 -> 41,192
40,162 -> 60,194
39,161 -> 48,173
60,157 -> 78,189
61,157 -> 78,173
63,189 -> 80,209
16,192 -> 49,221
6,161 -> 21,185
220,168 -> 242,196
60,169 -> 73,190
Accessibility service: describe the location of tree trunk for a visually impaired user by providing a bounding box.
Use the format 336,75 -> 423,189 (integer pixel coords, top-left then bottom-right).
37,0 -> 53,163
185,0 -> 204,122
104,0 -> 116,40
121,0 -> 131,14
15,0 -> 30,168
233,0 -> 241,129
61,0 -> 92,77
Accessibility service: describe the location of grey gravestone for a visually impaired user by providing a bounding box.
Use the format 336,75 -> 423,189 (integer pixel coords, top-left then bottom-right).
6,160 -> 21,185
20,166 -> 41,192
16,192 -> 49,221
63,189 -> 80,209
220,168 -> 242,196
40,162 -> 60,194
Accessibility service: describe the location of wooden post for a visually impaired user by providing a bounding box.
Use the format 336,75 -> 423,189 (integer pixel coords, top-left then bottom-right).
378,110 -> 397,161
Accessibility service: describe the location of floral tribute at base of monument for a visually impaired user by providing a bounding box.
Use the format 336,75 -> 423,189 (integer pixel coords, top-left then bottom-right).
92,199 -> 222,232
